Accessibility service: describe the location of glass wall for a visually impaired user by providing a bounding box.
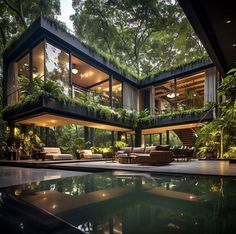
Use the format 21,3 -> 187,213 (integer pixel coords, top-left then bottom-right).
45,42 -> 69,94
32,41 -> 44,80
71,55 -> 123,108
7,41 -> 123,108
112,78 -> 122,108
91,81 -> 110,106
7,53 -> 30,105
154,72 -> 205,114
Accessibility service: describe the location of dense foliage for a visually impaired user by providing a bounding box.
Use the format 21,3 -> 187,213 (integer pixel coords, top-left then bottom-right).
196,69 -> 236,158
71,0 -> 207,78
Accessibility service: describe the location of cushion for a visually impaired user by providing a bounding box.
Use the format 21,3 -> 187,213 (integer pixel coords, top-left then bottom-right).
45,154 -> 73,160
80,150 -> 92,155
43,147 -> 61,154
156,145 -> 170,151
83,154 -> 103,159
133,147 -> 145,153
120,147 -> 133,154
135,153 -> 149,157
145,146 -> 157,154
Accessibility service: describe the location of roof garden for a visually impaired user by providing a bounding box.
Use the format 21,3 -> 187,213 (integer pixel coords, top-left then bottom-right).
3,14 -> 211,86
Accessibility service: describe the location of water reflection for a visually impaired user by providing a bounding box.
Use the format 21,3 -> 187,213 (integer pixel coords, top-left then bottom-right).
2,171 -> 236,234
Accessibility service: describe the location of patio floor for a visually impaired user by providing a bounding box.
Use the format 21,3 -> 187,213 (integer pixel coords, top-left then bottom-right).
0,166 -> 90,188
47,160 -> 236,177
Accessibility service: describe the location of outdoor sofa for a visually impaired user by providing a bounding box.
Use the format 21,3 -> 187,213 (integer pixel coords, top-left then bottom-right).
117,145 -> 170,157
117,146 -> 157,157
136,150 -> 173,165
43,147 -> 73,160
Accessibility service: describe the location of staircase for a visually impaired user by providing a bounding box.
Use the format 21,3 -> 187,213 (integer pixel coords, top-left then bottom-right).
174,128 -> 197,146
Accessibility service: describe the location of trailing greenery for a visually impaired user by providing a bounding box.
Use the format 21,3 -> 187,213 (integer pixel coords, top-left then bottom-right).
147,55 -> 210,80
196,68 -> 236,158
3,76 -> 215,131
140,103 -> 214,126
42,16 -> 208,80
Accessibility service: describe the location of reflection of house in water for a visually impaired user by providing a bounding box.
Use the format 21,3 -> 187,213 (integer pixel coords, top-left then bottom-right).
18,174 -> 203,234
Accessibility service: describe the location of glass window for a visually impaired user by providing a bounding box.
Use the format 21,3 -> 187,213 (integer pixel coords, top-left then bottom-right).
176,72 -> 205,110
45,42 -> 69,94
91,81 -> 110,106
7,62 -> 18,105
32,41 -> 44,80
155,79 -> 175,114
17,53 -> 30,79
71,55 -> 109,88
7,53 -> 30,105
112,78 -> 122,108
154,72 -> 205,114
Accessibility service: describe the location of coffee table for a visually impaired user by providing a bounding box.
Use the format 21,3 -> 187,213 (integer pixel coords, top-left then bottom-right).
119,155 -> 136,164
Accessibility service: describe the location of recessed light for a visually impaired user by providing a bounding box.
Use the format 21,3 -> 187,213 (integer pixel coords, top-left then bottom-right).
227,20 -> 231,24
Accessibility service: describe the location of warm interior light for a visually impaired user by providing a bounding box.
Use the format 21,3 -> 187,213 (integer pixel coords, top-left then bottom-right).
167,92 -> 179,98
72,64 -> 78,74
98,86 -> 102,90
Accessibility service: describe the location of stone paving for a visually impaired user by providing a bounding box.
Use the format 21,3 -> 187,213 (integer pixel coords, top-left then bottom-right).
49,160 -> 236,177
0,166 -> 90,188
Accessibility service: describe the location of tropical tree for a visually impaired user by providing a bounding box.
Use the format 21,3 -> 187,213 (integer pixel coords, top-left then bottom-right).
71,0 -> 206,77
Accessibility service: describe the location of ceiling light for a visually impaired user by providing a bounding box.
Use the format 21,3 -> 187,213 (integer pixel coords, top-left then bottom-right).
227,20 -> 231,24
167,82 -> 179,99
98,86 -> 101,90
233,44 -> 236,47
167,92 -> 179,98
72,64 -> 78,74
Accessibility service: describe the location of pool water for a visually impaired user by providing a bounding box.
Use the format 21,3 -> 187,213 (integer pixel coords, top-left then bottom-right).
1,171 -> 236,234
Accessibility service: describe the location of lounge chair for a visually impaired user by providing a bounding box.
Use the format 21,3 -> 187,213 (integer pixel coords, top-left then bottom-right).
136,151 -> 173,165
79,150 -> 103,159
43,147 -> 73,160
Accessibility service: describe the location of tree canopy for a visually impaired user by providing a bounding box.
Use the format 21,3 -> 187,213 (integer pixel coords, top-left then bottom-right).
71,0 -> 207,78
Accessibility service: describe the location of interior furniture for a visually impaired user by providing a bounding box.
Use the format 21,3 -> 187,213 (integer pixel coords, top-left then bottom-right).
43,147 -> 73,160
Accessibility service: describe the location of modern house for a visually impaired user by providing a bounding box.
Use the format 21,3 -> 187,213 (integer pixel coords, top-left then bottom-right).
2,16 -> 222,148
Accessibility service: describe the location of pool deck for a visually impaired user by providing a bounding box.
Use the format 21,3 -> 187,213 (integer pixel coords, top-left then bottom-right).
0,166 -> 90,188
0,158 -> 108,167
47,160 -> 236,177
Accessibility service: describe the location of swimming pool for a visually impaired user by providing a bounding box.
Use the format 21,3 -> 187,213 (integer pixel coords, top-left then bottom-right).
1,171 -> 236,233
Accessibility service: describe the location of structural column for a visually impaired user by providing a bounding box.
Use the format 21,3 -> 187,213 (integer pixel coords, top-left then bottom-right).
135,128 -> 142,147
89,128 -> 94,147
7,121 -> 15,147
45,127 -> 49,146
166,130 -> 170,145
117,131 -> 122,141
160,133 -> 162,145
84,126 -> 90,149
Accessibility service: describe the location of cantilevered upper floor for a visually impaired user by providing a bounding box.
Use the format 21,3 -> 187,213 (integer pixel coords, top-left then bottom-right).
2,17 -> 218,133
